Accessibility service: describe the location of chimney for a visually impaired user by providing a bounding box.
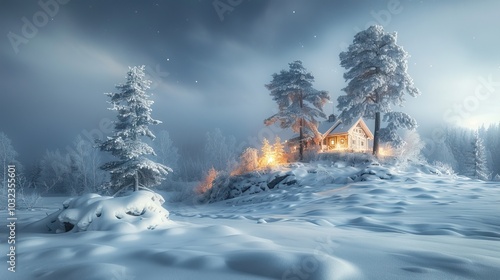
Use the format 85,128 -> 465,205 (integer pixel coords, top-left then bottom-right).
328,114 -> 336,122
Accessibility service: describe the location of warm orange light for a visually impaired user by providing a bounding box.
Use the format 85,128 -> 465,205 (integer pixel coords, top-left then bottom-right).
260,151 -> 277,168
260,149 -> 280,168
378,146 -> 394,157
267,156 -> 275,164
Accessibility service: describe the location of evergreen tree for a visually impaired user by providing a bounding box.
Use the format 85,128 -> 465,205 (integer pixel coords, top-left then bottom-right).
69,135 -> 107,194
203,128 -> 237,172
469,131 -> 490,180
0,132 -> 20,190
493,174 -> 500,182
338,25 -> 420,156
152,130 -> 180,180
39,149 -> 70,194
260,138 -> 274,167
395,130 -> 424,163
232,147 -> 259,175
484,123 -> 500,177
265,60 -> 329,161
445,126 -> 466,173
425,135 -> 458,173
98,66 -> 172,194
273,136 -> 286,164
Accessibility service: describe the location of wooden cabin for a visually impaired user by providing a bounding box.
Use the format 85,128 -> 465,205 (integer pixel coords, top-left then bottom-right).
318,115 -> 373,152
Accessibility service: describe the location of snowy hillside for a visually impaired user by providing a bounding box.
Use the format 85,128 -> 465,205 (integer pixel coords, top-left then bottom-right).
2,160 -> 500,280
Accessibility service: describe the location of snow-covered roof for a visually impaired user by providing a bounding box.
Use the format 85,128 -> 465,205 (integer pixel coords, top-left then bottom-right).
317,120 -> 337,134
320,118 -> 374,139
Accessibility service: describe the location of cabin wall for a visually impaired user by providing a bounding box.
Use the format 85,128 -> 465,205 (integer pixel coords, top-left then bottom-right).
320,120 -> 373,152
323,134 -> 348,150
322,133 -> 369,151
350,125 -> 369,151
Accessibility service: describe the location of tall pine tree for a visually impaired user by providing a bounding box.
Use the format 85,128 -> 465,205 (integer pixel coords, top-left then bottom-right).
469,131 -> 489,180
484,123 -> 500,178
265,60 -> 329,161
0,132 -> 20,190
273,136 -> 286,164
338,25 -> 420,156
99,66 -> 172,194
260,138 -> 274,167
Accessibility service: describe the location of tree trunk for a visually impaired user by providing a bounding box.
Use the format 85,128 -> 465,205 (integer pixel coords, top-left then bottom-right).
299,119 -> 304,161
299,91 -> 304,161
373,92 -> 381,157
134,170 -> 139,192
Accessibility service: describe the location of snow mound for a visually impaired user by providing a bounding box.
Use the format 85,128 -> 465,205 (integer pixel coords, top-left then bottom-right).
199,170 -> 298,203
200,158 -> 441,203
25,191 -> 171,233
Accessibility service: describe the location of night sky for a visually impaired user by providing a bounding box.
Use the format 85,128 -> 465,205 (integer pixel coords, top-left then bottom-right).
1,0 -> 499,163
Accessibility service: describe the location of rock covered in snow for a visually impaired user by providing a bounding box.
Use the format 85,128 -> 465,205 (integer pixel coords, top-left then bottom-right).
26,191 -> 171,233
199,155 -> 458,204
199,170 -> 299,203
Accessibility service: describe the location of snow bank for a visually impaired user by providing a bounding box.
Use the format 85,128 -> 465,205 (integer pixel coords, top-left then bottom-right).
200,156 -> 428,203
24,191 -> 171,233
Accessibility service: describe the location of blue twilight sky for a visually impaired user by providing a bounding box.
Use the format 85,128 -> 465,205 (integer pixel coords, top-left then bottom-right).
0,0 -> 499,163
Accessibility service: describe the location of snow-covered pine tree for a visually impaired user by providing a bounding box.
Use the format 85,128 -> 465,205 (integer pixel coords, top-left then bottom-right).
425,139 -> 458,173
0,132 -> 19,190
395,130 -> 424,163
152,130 -> 180,180
484,123 -> 500,178
69,135 -> 107,194
260,138 -> 274,167
98,65 -> 172,194
203,128 -> 237,172
468,131 -> 490,180
444,126 -> 464,173
273,136 -> 286,164
338,25 -> 420,156
265,61 -> 329,161
232,147 -> 259,175
39,149 -> 70,194
493,174 -> 500,182
479,125 -> 494,178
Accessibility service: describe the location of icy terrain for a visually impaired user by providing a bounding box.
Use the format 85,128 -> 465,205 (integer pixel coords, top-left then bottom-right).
1,161 -> 500,280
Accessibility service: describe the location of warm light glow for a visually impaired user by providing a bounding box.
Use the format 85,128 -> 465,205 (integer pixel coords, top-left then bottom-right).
196,167 -> 218,194
378,146 -> 394,157
267,156 -> 275,164
261,152 -> 278,168
259,143 -> 284,168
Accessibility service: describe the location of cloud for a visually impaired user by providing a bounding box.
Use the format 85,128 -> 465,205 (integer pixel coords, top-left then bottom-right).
1,0 -> 500,163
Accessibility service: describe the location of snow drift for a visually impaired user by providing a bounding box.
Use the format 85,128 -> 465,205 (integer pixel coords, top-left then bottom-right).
24,191 -> 171,233
5,159 -> 500,280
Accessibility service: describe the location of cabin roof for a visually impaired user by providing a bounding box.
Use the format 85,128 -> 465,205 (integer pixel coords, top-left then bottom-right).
320,118 -> 374,139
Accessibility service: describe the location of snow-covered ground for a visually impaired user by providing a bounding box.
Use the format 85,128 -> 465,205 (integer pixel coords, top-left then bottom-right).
1,160 -> 500,280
